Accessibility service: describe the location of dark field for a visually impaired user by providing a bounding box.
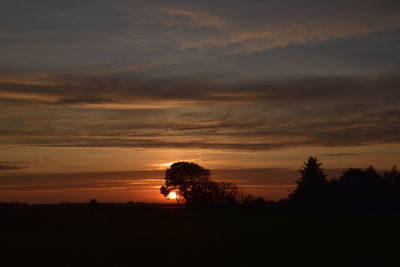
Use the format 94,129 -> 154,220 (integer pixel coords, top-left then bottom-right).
1,204 -> 399,267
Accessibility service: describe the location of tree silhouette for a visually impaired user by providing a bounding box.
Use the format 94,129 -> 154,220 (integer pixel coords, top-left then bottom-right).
289,156 -> 328,206
160,162 -> 241,206
384,165 -> 400,183
335,166 -> 398,210
339,166 -> 382,186
288,157 -> 400,212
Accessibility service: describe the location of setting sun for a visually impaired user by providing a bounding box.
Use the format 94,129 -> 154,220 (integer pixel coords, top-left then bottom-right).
168,191 -> 177,200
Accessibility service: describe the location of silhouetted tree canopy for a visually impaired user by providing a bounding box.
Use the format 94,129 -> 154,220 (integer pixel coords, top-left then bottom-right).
339,166 -> 381,185
160,159 -> 400,211
289,156 -> 328,206
290,157 -> 400,212
160,162 -> 242,206
384,165 -> 400,183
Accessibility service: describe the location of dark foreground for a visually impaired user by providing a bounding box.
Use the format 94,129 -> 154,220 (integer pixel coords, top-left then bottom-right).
1,203 -> 399,267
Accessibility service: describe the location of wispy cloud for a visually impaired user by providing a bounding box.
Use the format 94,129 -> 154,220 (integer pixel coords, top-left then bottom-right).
159,8 -> 226,29
0,72 -> 399,151
1,0 -> 400,203
0,73 -> 61,86
0,161 -> 28,171
152,2 -> 400,54
2,0 -> 400,76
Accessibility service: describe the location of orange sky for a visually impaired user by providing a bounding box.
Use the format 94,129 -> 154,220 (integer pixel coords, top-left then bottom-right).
0,144 -> 399,203
1,0 -> 400,203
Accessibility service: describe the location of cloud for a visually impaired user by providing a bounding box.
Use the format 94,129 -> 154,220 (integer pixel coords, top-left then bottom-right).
0,164 -> 24,171
159,8 -> 226,29
322,153 -> 360,157
2,1 -> 400,203
2,0 -> 400,75
364,110 -> 400,119
0,180 -> 159,192
0,72 -> 399,151
57,97 -> 112,105
4,137 -> 296,151
0,168 -> 295,192
0,73 -> 61,86
0,91 -> 58,102
1,72 -> 399,108
0,168 -> 349,202
149,1 -> 400,54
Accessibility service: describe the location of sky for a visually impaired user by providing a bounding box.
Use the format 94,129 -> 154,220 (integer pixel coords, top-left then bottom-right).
1,0 -> 400,203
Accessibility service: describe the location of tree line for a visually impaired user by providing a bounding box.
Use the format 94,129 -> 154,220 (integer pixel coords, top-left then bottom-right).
290,157 -> 400,211
160,158 -> 400,211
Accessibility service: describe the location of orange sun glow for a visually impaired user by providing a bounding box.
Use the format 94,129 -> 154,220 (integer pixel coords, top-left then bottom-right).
168,191 -> 177,200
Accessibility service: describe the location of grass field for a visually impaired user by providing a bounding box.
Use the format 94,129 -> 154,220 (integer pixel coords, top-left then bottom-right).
1,204 -> 399,266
